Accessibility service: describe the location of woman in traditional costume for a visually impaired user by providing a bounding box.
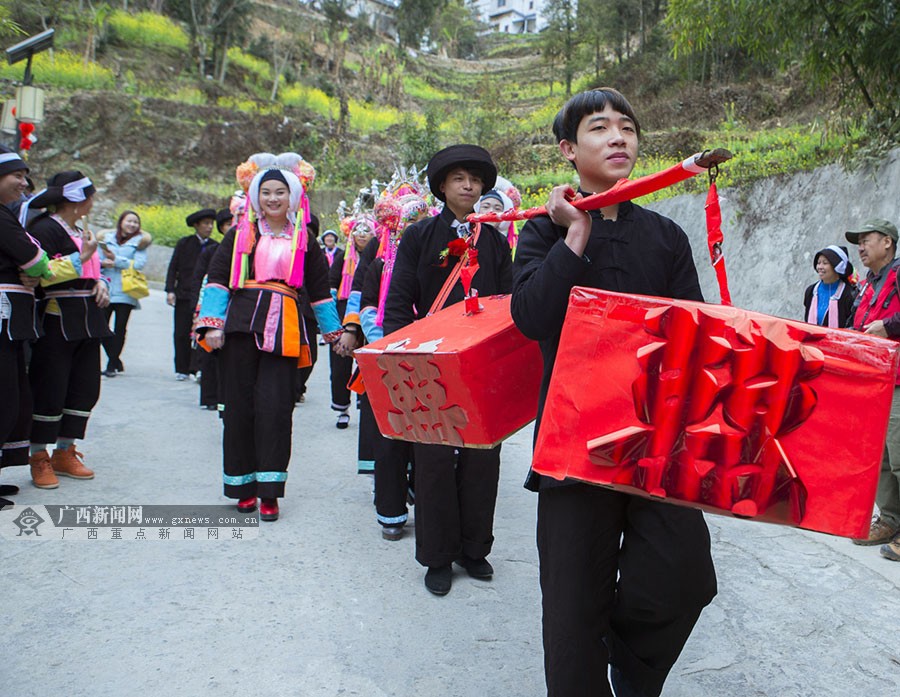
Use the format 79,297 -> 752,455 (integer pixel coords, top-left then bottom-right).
360,188 -> 429,539
0,147 -> 52,504
803,245 -> 857,328
327,214 -> 374,430
196,153 -> 342,521
24,171 -> 111,488
336,213 -> 382,473
477,175 -> 522,255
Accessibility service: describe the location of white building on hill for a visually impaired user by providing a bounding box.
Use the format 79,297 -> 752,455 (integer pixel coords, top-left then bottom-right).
476,0 -> 548,34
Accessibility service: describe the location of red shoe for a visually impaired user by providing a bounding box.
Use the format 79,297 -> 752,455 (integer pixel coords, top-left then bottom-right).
237,497 -> 257,513
260,498 -> 279,521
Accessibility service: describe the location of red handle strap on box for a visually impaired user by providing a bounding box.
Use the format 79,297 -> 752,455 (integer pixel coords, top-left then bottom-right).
428,224 -> 482,316
705,166 -> 732,305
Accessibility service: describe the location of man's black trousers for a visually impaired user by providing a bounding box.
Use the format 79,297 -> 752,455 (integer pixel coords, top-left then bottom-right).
173,299 -> 193,375
412,443 -> 500,568
538,482 -> 717,697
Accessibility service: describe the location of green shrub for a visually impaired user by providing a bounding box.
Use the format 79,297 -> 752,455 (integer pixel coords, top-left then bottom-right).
108,10 -> 188,52
517,101 -> 561,134
167,86 -> 206,105
402,75 -> 453,101
280,82 -> 334,118
227,47 -> 272,83
399,109 -> 440,166
0,50 -> 114,89
217,95 -> 280,114
348,99 -> 405,134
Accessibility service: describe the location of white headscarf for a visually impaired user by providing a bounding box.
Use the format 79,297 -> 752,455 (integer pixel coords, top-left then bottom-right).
18,176 -> 94,227
248,168 -> 303,225
824,244 -> 850,275
246,152 -> 305,225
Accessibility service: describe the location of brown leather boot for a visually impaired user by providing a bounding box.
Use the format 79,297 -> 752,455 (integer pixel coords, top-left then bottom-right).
30,450 -> 59,489
50,444 -> 95,479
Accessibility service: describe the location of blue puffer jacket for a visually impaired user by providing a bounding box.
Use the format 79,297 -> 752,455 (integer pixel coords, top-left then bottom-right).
104,235 -> 149,307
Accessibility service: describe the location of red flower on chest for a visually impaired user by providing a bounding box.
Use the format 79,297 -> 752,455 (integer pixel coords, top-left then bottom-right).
447,238 -> 469,256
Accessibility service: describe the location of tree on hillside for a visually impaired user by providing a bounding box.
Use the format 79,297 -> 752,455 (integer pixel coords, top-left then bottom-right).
318,0 -> 351,76
268,28 -> 305,101
543,0 -> 579,96
461,74 -> 510,145
431,0 -> 482,59
666,0 -> 899,122
578,0 -> 666,73
169,0 -> 253,78
7,0 -> 67,33
0,3 -> 23,40
318,0 -> 352,136
81,1 -> 112,64
397,0 -> 446,49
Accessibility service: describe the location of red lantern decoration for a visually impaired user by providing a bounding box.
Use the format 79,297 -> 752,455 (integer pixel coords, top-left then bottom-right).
18,121 -> 36,152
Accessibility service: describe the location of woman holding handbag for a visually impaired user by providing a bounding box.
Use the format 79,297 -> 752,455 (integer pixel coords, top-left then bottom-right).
100,210 -> 151,376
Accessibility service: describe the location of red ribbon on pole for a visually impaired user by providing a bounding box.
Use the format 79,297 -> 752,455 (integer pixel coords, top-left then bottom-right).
705,177 -> 732,305
467,151 -> 729,224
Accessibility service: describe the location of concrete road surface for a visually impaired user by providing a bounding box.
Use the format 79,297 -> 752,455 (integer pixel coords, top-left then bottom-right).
1,290 -> 898,697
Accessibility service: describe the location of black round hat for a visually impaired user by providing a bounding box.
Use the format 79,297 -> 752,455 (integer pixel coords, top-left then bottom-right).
215,208 -> 233,226
186,208 -> 217,227
426,145 -> 497,202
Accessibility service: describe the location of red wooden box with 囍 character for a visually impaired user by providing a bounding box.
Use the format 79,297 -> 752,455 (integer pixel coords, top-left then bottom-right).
533,287 -> 900,539
355,295 -> 542,449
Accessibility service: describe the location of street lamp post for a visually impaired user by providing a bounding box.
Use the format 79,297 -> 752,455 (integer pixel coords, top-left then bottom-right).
3,28 -> 55,154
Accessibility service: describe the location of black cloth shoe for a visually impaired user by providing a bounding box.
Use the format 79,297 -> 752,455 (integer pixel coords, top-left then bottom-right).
424,565 -> 452,595
381,525 -> 403,541
455,556 -> 493,579
0,484 -> 20,496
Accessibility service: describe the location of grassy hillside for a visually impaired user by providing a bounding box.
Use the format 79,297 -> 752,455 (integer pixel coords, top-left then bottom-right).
0,4 -> 877,241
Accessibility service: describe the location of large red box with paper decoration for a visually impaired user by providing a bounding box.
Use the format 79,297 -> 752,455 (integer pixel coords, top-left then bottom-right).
355,295 -> 541,448
533,288 -> 900,539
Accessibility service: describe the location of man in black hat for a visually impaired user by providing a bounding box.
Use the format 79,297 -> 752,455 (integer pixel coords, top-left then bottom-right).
166,208 -> 216,380
214,208 -> 233,237
383,144 -> 513,595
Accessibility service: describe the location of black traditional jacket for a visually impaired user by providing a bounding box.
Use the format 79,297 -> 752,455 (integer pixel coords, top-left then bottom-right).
511,201 -> 703,490
29,214 -> 111,341
383,207 -> 513,335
